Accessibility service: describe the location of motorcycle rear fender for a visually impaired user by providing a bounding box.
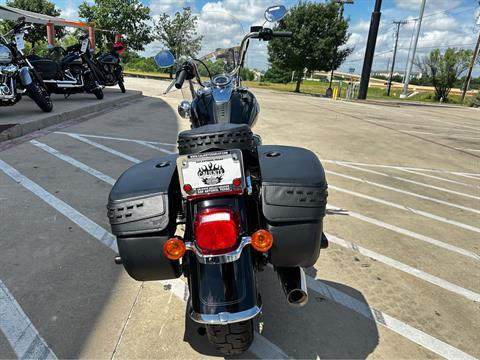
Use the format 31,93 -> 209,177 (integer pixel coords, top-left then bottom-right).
19,67 -> 32,86
186,197 -> 260,324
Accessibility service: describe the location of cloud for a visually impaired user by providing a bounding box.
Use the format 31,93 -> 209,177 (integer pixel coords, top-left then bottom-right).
149,0 -> 193,15
394,0 -> 461,11
60,0 -> 78,20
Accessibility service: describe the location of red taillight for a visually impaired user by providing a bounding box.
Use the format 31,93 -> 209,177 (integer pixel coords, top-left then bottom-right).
194,209 -> 239,254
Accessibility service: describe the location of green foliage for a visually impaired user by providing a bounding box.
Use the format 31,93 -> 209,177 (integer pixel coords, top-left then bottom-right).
124,56 -> 162,73
240,67 -> 255,81
471,92 -> 480,108
78,0 -> 153,52
263,63 -> 291,83
416,48 -> 472,101
154,7 -> 203,60
267,2 -> 352,92
3,0 -> 65,53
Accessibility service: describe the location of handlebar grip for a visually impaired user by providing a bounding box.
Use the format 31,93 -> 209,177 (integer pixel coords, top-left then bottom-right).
175,69 -> 187,89
273,31 -> 293,38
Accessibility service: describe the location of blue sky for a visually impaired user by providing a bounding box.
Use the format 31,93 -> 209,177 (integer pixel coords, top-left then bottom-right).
3,0 -> 480,74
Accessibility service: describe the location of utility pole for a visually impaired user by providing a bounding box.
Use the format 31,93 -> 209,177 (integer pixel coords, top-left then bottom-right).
387,20 -> 407,96
460,8 -> 480,103
401,0 -> 426,98
403,19 -> 417,82
358,0 -> 382,100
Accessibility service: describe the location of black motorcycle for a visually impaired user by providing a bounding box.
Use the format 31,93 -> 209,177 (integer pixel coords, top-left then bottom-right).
0,17 -> 53,112
93,43 -> 126,93
107,5 -> 328,355
28,37 -> 104,99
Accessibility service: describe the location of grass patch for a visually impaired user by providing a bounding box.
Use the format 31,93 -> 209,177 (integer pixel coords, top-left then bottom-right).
123,71 -> 477,106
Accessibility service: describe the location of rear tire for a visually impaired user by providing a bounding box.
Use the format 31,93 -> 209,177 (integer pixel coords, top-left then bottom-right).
118,79 -> 126,93
93,87 -> 104,100
27,81 -> 53,112
206,320 -> 254,355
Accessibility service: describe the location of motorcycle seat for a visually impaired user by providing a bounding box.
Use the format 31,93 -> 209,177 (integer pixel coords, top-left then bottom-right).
177,123 -> 255,155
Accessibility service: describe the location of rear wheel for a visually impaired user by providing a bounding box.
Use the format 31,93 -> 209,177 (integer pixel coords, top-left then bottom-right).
27,81 -> 53,112
206,320 -> 254,355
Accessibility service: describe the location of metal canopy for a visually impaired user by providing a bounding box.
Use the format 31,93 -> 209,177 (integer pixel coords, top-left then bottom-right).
0,5 -> 89,28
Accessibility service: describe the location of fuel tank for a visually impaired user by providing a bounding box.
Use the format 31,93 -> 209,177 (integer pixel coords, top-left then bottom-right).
98,52 -> 119,65
190,88 -> 259,128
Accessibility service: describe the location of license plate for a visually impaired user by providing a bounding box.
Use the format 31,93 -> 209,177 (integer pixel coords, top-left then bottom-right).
15,33 -> 25,50
80,38 -> 89,53
177,150 -> 245,198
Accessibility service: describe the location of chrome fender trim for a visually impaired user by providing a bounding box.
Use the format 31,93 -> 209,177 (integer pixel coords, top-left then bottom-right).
189,304 -> 261,325
184,236 -> 251,265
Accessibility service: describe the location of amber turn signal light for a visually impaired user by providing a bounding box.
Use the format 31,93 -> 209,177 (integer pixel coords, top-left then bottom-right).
163,238 -> 186,260
251,229 -> 273,252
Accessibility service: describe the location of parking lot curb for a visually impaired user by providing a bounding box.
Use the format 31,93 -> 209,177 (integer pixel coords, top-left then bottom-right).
0,90 -> 143,143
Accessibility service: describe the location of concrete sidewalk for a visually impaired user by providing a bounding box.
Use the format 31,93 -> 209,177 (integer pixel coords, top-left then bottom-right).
0,88 -> 142,142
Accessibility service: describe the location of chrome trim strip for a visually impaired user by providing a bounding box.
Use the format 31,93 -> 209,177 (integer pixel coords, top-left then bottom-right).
185,236 -> 251,264
189,305 -> 262,325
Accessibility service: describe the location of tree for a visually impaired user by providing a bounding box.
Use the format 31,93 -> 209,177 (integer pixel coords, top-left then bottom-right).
416,48 -> 472,101
263,63 -> 291,83
78,0 -> 153,52
3,0 -> 65,53
154,7 -> 203,77
267,2 -> 352,93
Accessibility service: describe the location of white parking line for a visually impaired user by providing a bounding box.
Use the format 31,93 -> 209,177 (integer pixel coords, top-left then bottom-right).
0,159 -> 286,360
327,205 -> 479,261
326,169 -> 480,215
0,280 -> 57,359
395,168 -> 480,189
400,130 -> 480,140
0,158 -> 118,252
367,119 -> 480,133
55,131 -> 177,147
456,148 -> 480,152
3,155 -> 475,358
31,140 -> 116,185
328,161 -> 480,201
57,133 -> 142,164
330,184 -> 480,234
325,232 -> 480,302
304,276 -> 475,360
321,159 -> 480,177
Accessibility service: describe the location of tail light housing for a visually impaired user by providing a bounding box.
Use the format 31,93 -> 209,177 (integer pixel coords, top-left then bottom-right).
194,208 -> 239,254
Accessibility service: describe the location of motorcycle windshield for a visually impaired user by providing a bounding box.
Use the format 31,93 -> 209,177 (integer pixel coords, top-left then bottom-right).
196,10 -> 245,75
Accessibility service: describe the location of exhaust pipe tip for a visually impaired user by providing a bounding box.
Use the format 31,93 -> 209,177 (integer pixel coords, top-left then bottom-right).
286,289 -> 308,307
276,267 -> 309,307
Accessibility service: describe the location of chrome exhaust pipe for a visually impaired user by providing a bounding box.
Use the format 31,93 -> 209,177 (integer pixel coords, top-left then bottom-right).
276,267 -> 308,307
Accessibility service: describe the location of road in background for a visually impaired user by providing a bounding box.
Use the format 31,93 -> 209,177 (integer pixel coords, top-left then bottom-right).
0,77 -> 479,359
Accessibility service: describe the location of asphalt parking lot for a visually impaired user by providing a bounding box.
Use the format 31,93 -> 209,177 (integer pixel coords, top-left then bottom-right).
0,77 -> 479,359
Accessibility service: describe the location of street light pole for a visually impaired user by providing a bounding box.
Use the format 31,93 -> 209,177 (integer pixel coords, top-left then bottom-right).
401,0 -> 426,98
358,0 -> 382,100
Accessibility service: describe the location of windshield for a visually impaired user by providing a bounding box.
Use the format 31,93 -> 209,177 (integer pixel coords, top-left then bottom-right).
195,10 -> 245,75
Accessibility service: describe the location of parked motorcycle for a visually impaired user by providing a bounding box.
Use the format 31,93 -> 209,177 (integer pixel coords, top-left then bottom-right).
28,37 -> 104,99
0,17 -> 53,112
107,5 -> 328,355
93,42 -> 126,93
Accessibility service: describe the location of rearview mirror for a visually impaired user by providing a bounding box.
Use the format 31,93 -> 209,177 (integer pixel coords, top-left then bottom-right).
264,5 -> 287,22
154,50 -> 175,68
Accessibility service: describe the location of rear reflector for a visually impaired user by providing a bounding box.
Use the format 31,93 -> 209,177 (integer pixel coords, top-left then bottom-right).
194,209 -> 239,254
251,229 -> 273,252
163,238 -> 186,260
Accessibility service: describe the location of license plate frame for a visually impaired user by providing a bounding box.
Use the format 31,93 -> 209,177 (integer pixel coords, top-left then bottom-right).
177,150 -> 245,198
